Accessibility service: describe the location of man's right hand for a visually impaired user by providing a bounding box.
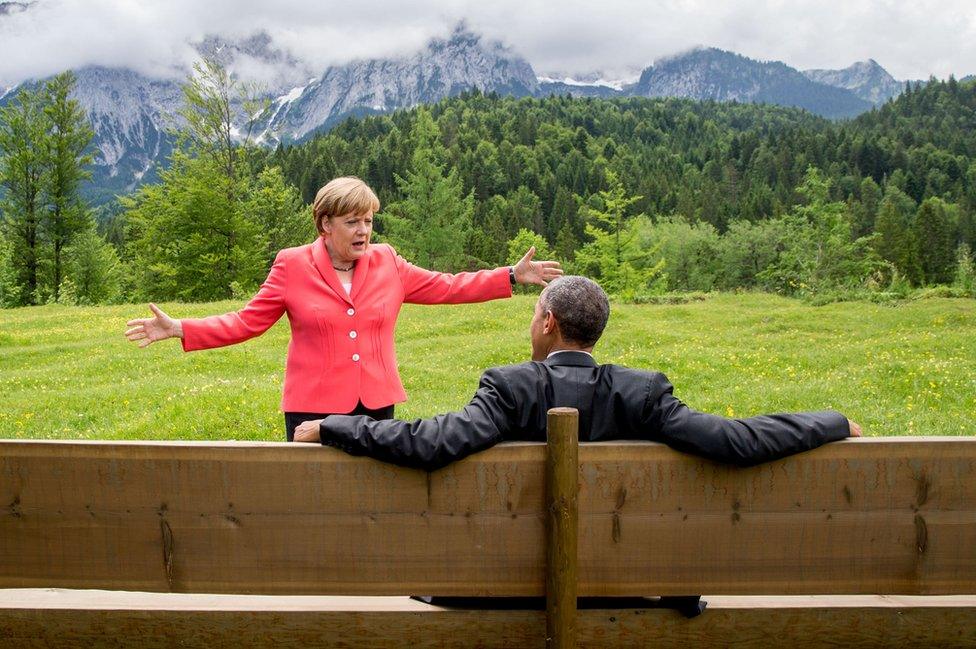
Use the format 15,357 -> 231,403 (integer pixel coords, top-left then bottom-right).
848,420 -> 862,437
125,303 -> 183,348
294,420 -> 324,443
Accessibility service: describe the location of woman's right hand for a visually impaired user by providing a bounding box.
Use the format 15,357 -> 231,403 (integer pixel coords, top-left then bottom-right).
125,303 -> 183,348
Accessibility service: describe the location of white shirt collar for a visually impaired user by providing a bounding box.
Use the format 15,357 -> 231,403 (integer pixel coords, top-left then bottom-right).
546,349 -> 594,359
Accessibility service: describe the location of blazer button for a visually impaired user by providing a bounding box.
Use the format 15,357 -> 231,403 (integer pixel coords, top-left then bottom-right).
347,308 -> 355,316
349,331 -> 357,339
352,354 -> 360,362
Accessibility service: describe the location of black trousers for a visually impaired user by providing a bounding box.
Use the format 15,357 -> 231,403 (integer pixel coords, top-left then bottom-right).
284,402 -> 395,441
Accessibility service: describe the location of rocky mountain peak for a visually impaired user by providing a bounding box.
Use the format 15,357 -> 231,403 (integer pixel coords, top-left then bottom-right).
629,47 -> 872,118
3,25 -> 929,205
258,24 -> 538,143
803,59 -> 904,106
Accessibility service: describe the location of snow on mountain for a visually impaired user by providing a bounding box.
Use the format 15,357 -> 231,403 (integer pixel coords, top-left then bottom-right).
4,26 -> 929,204
258,25 -> 538,143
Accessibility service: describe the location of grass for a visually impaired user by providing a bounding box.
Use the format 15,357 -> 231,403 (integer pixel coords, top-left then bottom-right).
1,293 -> 974,440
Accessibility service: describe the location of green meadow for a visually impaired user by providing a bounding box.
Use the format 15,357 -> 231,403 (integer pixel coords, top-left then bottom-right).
1,293 -> 974,440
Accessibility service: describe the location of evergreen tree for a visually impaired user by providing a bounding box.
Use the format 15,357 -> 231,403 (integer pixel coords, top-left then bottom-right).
873,187 -> 922,284
853,176 -> 882,238
42,72 -> 95,302
241,166 -> 315,267
384,110 -> 473,272
505,185 -> 543,235
549,186 -> 579,242
0,232 -> 17,307
574,170 -> 666,299
554,220 -> 579,264
0,86 -> 48,305
756,168 -> 879,294
469,196 -> 510,266
913,197 -> 955,285
61,228 -> 122,305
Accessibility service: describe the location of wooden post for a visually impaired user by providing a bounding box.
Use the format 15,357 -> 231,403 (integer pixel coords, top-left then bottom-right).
546,407 -> 579,649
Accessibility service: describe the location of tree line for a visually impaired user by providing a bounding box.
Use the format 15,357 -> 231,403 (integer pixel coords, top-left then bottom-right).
1,64 -> 974,307
0,72 -> 121,306
267,79 -> 976,299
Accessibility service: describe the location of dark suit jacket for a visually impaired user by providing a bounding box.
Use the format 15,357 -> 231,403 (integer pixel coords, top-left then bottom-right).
318,350 -> 850,471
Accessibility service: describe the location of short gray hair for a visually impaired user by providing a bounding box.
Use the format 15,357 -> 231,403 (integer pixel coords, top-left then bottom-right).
538,276 -> 610,347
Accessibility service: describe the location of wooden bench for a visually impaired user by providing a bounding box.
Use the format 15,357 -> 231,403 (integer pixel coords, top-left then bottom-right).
2,410 -> 975,647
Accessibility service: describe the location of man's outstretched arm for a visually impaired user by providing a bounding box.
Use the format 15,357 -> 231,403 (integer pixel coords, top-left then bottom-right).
294,369 -> 519,471
642,374 -> 857,466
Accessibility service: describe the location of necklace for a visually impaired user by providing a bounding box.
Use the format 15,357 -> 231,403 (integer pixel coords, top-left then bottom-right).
332,263 -> 354,272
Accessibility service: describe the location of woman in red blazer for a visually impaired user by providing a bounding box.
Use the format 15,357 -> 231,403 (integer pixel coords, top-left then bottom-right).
125,177 -> 562,439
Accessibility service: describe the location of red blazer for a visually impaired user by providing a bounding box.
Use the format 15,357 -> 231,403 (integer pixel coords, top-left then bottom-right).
181,240 -> 512,413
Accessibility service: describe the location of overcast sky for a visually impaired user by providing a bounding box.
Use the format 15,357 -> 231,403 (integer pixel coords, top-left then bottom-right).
1,0 -> 974,87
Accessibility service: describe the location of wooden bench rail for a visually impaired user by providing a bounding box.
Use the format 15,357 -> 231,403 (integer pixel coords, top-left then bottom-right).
1,591 -> 975,649
2,436 -> 975,596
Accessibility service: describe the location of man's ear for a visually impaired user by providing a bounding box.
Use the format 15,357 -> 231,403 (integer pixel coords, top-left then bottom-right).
543,310 -> 557,335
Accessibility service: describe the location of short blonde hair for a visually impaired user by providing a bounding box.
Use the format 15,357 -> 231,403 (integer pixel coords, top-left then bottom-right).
312,177 -> 381,235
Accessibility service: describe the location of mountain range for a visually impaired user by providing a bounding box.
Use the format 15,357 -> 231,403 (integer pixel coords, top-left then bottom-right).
0,23 -> 966,204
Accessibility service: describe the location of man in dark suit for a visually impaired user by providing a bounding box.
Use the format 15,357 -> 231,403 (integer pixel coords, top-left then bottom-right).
296,275 -> 859,617
294,275 -> 860,468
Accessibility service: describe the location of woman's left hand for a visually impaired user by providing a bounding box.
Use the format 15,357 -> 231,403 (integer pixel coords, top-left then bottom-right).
294,420 -> 323,442
513,247 -> 563,287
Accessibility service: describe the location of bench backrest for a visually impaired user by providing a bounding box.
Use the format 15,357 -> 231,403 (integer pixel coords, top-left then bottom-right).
1,437 -> 974,596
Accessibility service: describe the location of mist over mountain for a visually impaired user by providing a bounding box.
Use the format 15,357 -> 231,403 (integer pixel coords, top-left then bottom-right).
1,25 -> 929,203
256,26 -> 538,144
194,31 -> 314,98
0,2 -> 32,16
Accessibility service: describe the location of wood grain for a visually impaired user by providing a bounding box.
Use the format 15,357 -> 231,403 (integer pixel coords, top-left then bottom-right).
1,437 -> 974,595
545,408 -> 579,648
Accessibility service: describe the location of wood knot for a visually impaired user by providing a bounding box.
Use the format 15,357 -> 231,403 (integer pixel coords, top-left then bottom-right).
615,487 -> 627,510
916,474 -> 930,508
160,519 -> 175,590
914,514 -> 928,555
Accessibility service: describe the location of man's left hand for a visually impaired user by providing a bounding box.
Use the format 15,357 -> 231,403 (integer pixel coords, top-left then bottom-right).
294,419 -> 323,443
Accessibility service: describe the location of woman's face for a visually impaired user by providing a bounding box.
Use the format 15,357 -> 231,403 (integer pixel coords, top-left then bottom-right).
324,210 -> 373,264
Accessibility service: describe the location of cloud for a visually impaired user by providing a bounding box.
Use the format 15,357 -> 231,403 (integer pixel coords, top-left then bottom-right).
0,0 -> 973,88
